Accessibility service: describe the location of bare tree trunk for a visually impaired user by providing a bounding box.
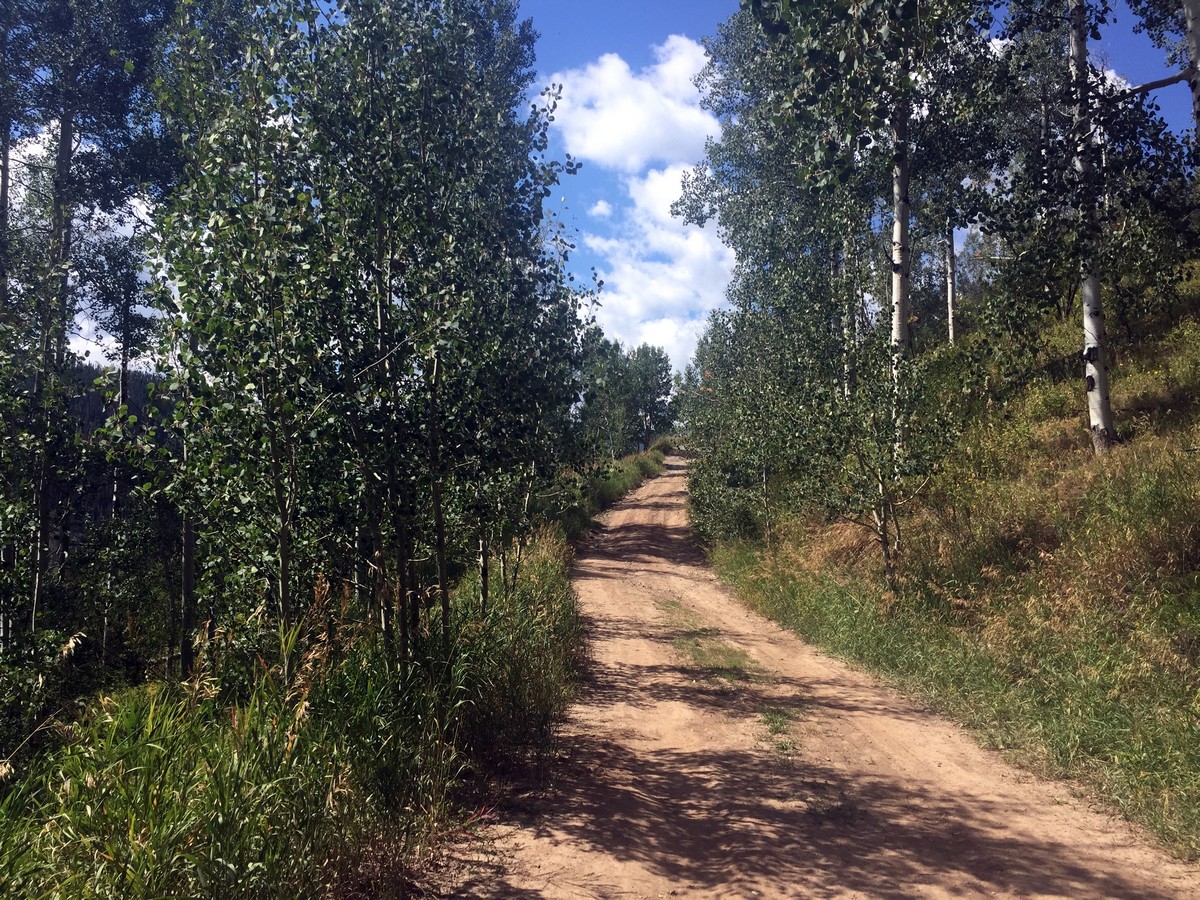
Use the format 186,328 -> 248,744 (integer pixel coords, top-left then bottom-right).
181,335 -> 197,677
0,61 -> 11,642
945,221 -> 957,345
478,533 -> 489,617
841,237 -> 858,399
405,556 -> 420,643
380,555 -> 395,664
165,543 -> 178,679
1070,0 -> 1115,453
890,102 -> 912,377
180,511 -> 196,676
30,443 -> 49,633
31,106 -> 76,633
0,558 -> 9,649
278,521 -> 291,632
509,537 -> 526,599
50,112 -> 73,375
761,460 -> 772,549
432,477 -> 450,651
1081,270 -> 1114,451
355,525 -> 370,609
113,345 -> 128,515
428,357 -> 451,654
889,102 -> 913,462
397,525 -> 410,666
0,51 -> 10,314
266,418 -> 292,629
873,483 -> 895,586
101,337 -> 130,669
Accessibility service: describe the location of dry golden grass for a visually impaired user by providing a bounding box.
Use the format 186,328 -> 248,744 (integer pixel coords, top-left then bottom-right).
789,519 -> 877,575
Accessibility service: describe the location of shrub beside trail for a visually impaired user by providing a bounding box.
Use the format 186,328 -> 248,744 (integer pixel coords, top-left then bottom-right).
557,448 -> 669,538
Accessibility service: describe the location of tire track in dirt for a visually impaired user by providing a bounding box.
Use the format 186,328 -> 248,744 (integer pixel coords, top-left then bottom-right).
442,457 -> 1199,898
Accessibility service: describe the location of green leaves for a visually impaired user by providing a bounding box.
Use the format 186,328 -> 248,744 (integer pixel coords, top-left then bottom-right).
151,0 -> 586,659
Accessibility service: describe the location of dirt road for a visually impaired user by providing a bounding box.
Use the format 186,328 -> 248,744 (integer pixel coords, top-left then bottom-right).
444,457 -> 1199,898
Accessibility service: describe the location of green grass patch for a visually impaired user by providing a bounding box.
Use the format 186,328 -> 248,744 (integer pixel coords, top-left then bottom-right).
758,705 -> 798,755
700,314 -> 1200,857
657,597 -> 762,684
713,529 -> 1200,858
759,705 -> 792,735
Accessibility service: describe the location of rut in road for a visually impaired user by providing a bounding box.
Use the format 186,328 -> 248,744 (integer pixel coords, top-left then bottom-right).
445,457 -> 1200,899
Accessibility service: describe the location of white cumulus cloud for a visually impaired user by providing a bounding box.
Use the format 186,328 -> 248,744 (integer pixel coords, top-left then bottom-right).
583,165 -> 734,371
550,37 -> 732,372
550,35 -> 720,173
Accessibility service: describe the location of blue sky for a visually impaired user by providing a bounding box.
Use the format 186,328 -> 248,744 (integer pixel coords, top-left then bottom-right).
1099,2 -> 1192,129
518,0 -> 739,373
516,0 -> 1195,373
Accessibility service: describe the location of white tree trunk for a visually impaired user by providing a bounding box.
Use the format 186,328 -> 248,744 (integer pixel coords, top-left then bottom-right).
0,74 -> 9,313
889,103 -> 913,463
842,237 -> 857,398
181,332 -> 198,677
891,103 -> 912,368
945,222 -> 956,345
1081,271 -> 1114,450
1070,0 -> 1115,452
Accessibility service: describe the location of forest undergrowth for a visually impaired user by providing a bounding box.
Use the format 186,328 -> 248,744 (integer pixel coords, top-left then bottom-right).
0,0 -> 681,893
709,308 -> 1200,858
0,527 -> 576,897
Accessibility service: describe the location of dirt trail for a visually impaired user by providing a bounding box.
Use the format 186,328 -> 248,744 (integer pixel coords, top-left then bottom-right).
443,457 -> 1200,898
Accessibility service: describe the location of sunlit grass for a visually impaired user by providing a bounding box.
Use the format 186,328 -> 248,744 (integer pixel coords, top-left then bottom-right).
558,449 -> 668,537
657,597 -> 763,684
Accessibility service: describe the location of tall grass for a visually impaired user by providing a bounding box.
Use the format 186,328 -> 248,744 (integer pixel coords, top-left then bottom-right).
453,526 -> 583,760
0,527 -> 582,897
0,679 -> 354,897
0,441 -> 668,896
710,313 -> 1200,858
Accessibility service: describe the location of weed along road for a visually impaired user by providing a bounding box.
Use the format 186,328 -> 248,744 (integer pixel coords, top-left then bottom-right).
445,457 -> 1200,898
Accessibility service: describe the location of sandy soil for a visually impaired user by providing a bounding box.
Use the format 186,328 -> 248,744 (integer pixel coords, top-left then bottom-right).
440,457 -> 1200,898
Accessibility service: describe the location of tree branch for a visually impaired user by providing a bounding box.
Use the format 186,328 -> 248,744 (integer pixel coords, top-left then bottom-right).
1113,66 -> 1195,101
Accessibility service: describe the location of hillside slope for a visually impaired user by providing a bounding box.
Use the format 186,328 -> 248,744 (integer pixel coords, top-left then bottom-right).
710,307 -> 1200,857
